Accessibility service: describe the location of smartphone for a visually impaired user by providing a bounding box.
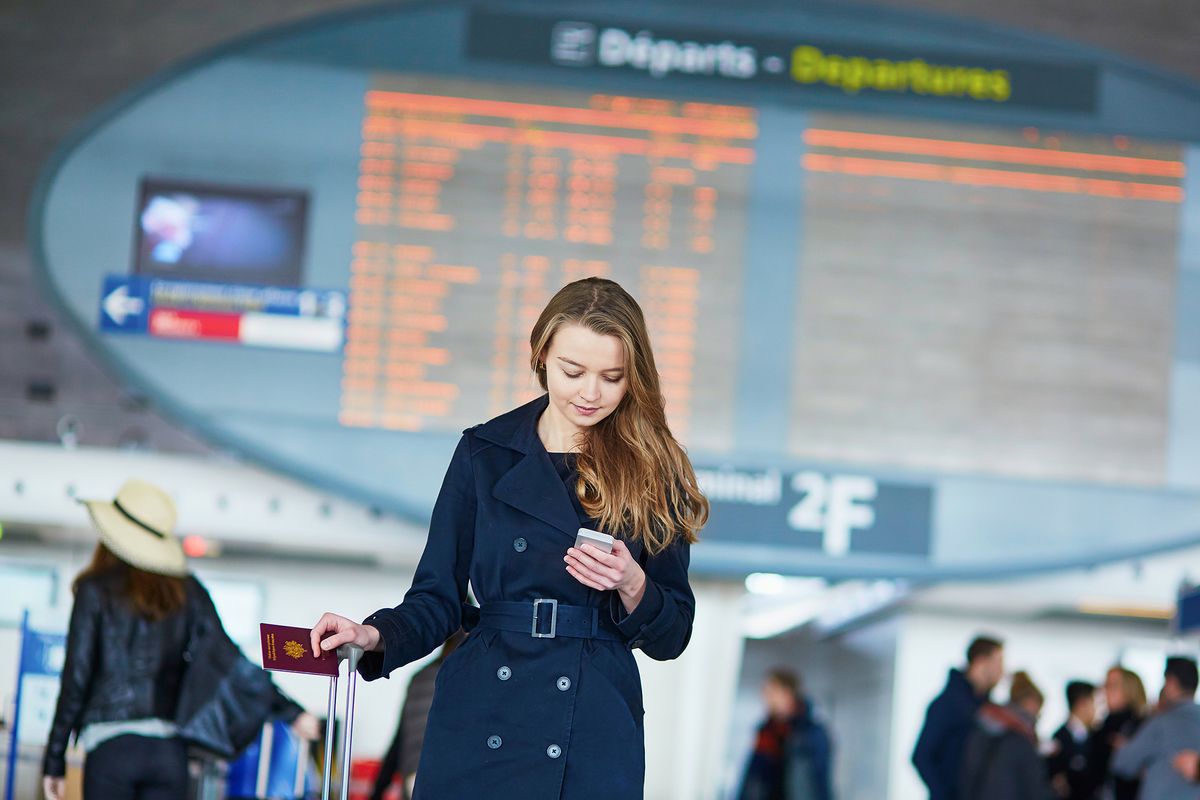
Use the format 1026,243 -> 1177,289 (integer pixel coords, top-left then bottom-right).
574,527 -> 614,554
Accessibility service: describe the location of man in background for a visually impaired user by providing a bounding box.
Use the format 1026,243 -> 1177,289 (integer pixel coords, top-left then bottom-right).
912,635 -> 1005,800
1112,656 -> 1200,800
1046,680 -> 1098,800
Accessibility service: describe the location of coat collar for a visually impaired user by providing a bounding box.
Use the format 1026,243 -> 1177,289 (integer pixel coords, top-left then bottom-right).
474,394 -> 549,454
475,395 -> 581,538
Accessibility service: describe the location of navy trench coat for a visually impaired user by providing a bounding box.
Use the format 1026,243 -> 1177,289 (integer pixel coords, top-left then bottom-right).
358,395 -> 696,799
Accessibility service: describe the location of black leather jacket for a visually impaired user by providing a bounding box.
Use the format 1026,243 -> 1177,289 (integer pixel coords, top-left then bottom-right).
43,571 -> 299,777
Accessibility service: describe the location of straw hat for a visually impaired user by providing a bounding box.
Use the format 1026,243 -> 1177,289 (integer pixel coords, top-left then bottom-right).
81,479 -> 187,576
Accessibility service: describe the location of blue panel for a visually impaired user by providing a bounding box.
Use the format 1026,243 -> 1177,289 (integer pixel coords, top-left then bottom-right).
1180,147 -> 1200,278
734,107 -> 806,452
1178,588 -> 1200,634
1177,272 -> 1200,365
1168,146 -> 1200,487
1168,364 -> 1200,488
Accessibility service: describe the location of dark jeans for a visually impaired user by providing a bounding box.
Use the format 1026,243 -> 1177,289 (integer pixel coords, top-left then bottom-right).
84,734 -> 188,800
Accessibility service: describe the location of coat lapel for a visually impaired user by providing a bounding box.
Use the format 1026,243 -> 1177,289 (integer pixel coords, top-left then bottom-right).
476,395 -> 581,539
492,451 -> 581,538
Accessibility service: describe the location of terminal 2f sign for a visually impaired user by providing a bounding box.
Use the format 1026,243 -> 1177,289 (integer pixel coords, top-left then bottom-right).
696,467 -> 934,559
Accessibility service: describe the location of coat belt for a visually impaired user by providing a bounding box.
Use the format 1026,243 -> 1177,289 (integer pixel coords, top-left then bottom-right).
476,600 -> 623,641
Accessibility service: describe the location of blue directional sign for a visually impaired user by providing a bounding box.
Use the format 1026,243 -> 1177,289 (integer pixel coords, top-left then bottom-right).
97,274 -> 347,353
98,274 -> 151,333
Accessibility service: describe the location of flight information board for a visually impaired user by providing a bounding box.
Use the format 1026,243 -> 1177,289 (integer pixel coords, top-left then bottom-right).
791,112 -> 1184,485
333,74 -> 1186,485
340,76 -> 754,450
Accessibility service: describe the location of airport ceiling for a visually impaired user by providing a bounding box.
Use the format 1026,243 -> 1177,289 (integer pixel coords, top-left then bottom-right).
2,0 -> 1199,452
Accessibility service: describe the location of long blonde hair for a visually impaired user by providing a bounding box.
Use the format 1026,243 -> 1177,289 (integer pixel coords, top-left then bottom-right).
530,278 -> 708,554
1112,666 -> 1148,716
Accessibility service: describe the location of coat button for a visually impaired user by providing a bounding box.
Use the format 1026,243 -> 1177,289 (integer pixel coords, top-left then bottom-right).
556,676 -> 571,691
546,744 -> 562,759
497,666 -> 512,681
487,735 -> 503,749
513,537 -> 528,553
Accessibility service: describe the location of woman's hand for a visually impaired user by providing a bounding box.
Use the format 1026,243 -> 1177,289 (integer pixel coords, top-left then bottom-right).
309,612 -> 382,658
43,776 -> 65,800
565,539 -> 646,613
291,711 -> 322,742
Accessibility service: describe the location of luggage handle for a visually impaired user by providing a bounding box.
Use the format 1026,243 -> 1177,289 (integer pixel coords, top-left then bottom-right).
321,644 -> 365,800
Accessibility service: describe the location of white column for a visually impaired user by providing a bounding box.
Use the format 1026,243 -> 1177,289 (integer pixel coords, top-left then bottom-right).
640,579 -> 745,800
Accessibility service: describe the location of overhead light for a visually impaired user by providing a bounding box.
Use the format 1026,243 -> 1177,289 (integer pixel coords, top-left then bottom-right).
743,595 -> 827,639
1077,601 -> 1171,620
815,580 -> 908,632
745,573 -> 787,595
745,573 -> 826,596
183,535 -> 221,558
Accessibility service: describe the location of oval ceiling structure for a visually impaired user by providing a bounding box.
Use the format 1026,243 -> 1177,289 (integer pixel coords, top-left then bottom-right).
32,0 -> 1200,578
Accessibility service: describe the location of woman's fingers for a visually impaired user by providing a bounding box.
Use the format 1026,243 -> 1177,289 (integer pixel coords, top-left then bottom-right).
310,612 -> 354,657
579,543 -> 623,567
566,564 -> 607,591
566,549 -> 622,586
319,629 -> 355,653
566,554 -> 624,592
570,545 -> 624,577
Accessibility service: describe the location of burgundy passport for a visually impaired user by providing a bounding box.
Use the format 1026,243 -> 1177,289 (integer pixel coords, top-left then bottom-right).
260,623 -> 340,676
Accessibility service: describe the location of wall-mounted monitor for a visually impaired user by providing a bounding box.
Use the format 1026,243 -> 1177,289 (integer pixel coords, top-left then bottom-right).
133,177 -> 309,288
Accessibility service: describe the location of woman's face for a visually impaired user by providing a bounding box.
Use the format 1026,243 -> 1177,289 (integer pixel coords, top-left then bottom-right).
1105,669 -> 1127,712
542,323 -> 628,440
762,679 -> 796,718
1019,696 -> 1043,720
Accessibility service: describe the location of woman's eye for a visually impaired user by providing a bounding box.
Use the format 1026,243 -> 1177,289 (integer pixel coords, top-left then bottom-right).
603,376 -> 622,383
564,371 -> 583,379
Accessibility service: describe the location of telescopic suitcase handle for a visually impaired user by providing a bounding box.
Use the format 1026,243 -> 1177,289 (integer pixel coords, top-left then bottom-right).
321,644 -> 365,800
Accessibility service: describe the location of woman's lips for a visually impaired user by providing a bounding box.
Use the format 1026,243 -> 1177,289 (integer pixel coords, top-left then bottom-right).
572,403 -> 599,416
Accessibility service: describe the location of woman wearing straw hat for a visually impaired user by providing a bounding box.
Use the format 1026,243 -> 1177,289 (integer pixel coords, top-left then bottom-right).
41,478 -> 319,800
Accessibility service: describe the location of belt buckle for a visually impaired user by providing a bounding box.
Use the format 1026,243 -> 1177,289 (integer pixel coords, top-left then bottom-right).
531,598 -> 558,639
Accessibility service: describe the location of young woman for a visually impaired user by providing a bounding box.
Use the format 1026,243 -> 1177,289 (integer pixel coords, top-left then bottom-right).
1092,666 -> 1148,800
311,277 -> 708,799
737,668 -> 833,800
960,671 -> 1056,800
42,479 -> 318,800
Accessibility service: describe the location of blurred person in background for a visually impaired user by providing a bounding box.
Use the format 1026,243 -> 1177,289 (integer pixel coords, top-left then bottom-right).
41,479 -> 319,800
1089,667 -> 1147,800
1112,656 -> 1200,800
370,631 -> 467,800
1046,680 -> 1098,799
912,635 -> 1005,800
736,667 -> 833,800
960,671 -> 1056,800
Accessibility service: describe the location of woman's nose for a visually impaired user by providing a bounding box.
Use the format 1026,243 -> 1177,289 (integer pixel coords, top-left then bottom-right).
579,379 -> 601,402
